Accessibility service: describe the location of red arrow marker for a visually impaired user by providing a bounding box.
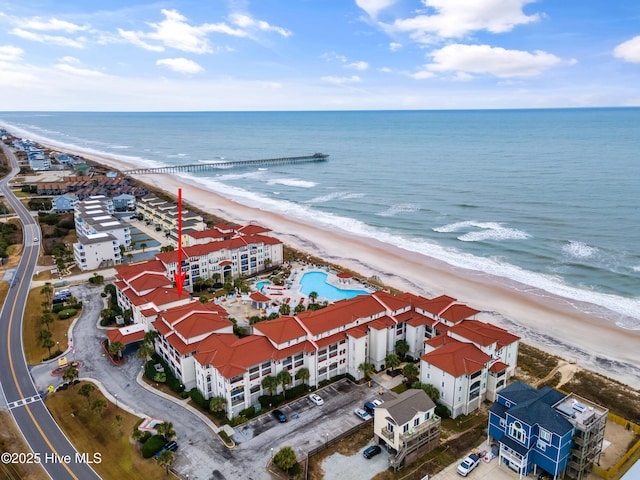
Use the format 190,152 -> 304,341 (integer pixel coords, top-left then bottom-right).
175,188 -> 185,296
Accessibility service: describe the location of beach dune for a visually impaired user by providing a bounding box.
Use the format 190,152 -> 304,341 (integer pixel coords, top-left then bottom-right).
21,145 -> 640,388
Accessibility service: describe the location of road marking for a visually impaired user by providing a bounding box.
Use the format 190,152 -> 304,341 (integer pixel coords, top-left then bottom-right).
7,393 -> 44,410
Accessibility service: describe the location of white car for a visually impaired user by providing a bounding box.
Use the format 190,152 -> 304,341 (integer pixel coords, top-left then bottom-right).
309,393 -> 324,406
372,399 -> 383,407
354,408 -> 372,421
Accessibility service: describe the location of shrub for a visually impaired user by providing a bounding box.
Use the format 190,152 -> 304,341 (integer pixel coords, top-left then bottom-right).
229,415 -> 248,427
141,434 -> 165,458
239,406 -> 256,419
52,304 -> 65,313
435,404 -> 451,419
138,431 -> 152,444
57,308 -> 77,319
189,388 -> 207,409
258,394 -> 284,408
284,384 -> 305,400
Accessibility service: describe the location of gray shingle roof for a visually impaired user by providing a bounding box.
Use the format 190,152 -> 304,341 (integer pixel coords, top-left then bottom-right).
382,389 -> 435,426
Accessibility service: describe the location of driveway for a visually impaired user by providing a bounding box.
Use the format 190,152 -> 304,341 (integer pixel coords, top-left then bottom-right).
29,283 -> 387,480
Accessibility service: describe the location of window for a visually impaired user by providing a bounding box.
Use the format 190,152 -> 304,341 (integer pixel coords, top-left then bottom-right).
424,412 -> 430,421
509,421 -> 526,444
414,418 -> 420,427
403,424 -> 409,433
537,440 -> 546,451
539,429 -> 551,442
387,423 -> 394,433
500,418 -> 506,428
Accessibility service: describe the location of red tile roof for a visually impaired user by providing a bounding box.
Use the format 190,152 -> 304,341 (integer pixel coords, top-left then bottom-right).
296,295 -> 386,335
115,259 -> 165,282
489,361 -> 509,373
195,334 -> 276,378
411,294 -> 457,317
106,325 -> 146,345
421,342 -> 491,377
129,272 -> 172,293
271,340 -> 316,361
250,291 -> 271,302
157,302 -> 232,340
315,331 -> 347,348
253,316 -> 307,344
440,304 -> 480,324
451,320 -> 520,348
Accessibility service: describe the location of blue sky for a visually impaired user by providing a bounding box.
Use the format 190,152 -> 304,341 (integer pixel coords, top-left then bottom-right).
0,0 -> 639,111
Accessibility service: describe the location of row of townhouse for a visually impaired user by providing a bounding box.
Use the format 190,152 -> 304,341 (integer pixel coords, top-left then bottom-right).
73,196 -> 131,270
488,381 -> 607,480
155,229 -> 284,290
136,195 -> 205,239
111,258 -> 520,419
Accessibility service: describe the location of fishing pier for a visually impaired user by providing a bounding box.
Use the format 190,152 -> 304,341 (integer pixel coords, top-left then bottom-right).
122,153 -> 329,175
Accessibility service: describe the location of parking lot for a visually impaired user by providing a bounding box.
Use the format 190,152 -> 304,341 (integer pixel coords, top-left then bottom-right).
233,379 -> 383,459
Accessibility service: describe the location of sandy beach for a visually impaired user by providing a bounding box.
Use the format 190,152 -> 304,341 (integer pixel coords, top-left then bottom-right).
17,143 -> 640,389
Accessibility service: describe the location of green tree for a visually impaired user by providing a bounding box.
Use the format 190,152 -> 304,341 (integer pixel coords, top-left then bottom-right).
157,449 -> 174,475
276,369 -> 292,394
385,353 -> 401,371
38,329 -> 55,356
113,414 -> 123,435
208,396 -> 227,416
395,339 -> 410,361
421,383 -> 440,404
40,311 -> 54,332
63,366 -> 79,386
108,340 -> 125,360
160,245 -> 175,253
402,363 -> 420,383
261,375 -> 278,396
40,282 -> 53,306
308,291 -> 318,304
78,383 -> 95,408
273,446 -> 297,472
90,398 -> 108,416
295,367 -> 310,388
294,303 -> 306,313
140,242 -> 147,252
358,362 -> 375,380
279,303 -> 291,316
136,342 -> 154,362
156,421 -> 176,441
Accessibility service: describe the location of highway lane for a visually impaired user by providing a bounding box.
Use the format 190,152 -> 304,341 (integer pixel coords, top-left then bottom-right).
0,144 -> 101,480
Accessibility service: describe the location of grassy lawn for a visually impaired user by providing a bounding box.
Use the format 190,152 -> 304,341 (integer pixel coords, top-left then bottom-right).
0,410 -> 49,480
23,287 -> 74,365
46,381 -> 167,479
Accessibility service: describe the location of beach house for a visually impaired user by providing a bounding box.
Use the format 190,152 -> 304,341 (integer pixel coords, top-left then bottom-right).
488,381 -> 607,480
373,389 -> 441,470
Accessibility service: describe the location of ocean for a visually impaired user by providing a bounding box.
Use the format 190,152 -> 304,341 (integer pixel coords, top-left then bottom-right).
1,109 -> 639,328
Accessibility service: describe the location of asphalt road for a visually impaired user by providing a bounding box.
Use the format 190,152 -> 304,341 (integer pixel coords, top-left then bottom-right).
0,144 -> 101,480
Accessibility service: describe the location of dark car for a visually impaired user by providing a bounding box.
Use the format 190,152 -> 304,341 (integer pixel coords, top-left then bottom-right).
164,441 -> 178,452
272,409 -> 287,423
538,472 -> 551,480
364,401 -> 376,416
363,445 -> 382,459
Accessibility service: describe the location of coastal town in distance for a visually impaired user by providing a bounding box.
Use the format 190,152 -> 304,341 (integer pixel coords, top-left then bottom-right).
1,129 -> 639,480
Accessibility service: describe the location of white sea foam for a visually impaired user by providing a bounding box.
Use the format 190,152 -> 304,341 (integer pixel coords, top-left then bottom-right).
562,241 -> 598,259
378,203 -> 420,217
183,172 -> 640,323
434,221 -> 530,242
109,145 -> 131,149
632,265 -> 640,273
305,192 -> 365,204
267,178 -> 316,188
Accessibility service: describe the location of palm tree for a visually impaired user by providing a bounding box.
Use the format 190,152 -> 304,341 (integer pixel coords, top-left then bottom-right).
273,446 -> 297,472
156,421 -> 176,441
78,383 -> 95,408
261,375 -> 278,396
385,353 -> 401,371
90,398 -> 108,416
108,340 -> 125,360
136,342 -> 154,362
421,383 -> 440,404
395,339 -> 410,361
209,396 -> 227,416
39,329 -> 55,357
276,369 -> 292,395
308,291 -> 318,304
279,303 -> 291,315
358,362 -> 375,380
140,242 -> 147,253
40,282 -> 53,305
402,363 -> 420,383
63,366 -> 79,386
295,367 -> 310,388
157,449 -> 175,475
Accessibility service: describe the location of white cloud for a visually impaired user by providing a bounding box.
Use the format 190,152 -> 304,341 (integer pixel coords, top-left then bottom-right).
54,63 -> 106,77
346,61 -> 369,71
389,0 -> 541,40
356,0 -> 398,18
0,45 -> 23,61
117,28 -> 165,52
10,28 -> 85,48
419,43 -> 563,78
229,13 -> 291,37
389,42 -> 402,52
20,17 -> 88,33
156,57 -> 204,74
59,56 -> 80,64
614,36 -> 640,63
321,75 -> 362,85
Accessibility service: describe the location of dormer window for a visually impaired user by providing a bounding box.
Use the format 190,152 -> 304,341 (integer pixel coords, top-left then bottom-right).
509,420 -> 526,444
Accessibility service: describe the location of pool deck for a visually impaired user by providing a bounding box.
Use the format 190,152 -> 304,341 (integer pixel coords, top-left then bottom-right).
216,264 -> 374,324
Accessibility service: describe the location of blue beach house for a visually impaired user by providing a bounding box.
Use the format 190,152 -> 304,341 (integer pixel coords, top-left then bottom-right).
488,381 -> 607,480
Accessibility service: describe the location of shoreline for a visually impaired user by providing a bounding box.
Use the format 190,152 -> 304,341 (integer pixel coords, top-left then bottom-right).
8,135 -> 640,388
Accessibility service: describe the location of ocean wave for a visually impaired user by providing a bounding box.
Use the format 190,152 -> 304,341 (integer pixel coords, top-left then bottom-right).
434,220 -> 531,242
267,178 -> 316,188
305,192 -> 365,204
109,145 -> 131,150
378,203 -> 420,217
562,240 -> 599,259
183,172 -> 640,324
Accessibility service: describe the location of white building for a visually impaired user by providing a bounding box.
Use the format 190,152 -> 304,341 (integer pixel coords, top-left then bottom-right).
73,233 -> 121,271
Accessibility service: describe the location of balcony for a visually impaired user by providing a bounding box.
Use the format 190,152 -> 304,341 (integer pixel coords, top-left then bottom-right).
399,417 -> 440,444
381,427 -> 394,441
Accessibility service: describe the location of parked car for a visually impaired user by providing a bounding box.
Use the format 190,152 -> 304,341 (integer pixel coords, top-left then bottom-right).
364,401 -> 377,416
457,453 -> 480,476
372,399 -> 383,407
272,409 -> 287,423
538,472 -> 552,480
164,441 -> 178,452
354,408 -> 372,421
363,445 -> 382,459
309,393 -> 324,406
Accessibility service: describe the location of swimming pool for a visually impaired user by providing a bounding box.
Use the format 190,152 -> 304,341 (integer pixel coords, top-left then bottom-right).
299,272 -> 369,301
256,281 -> 270,292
